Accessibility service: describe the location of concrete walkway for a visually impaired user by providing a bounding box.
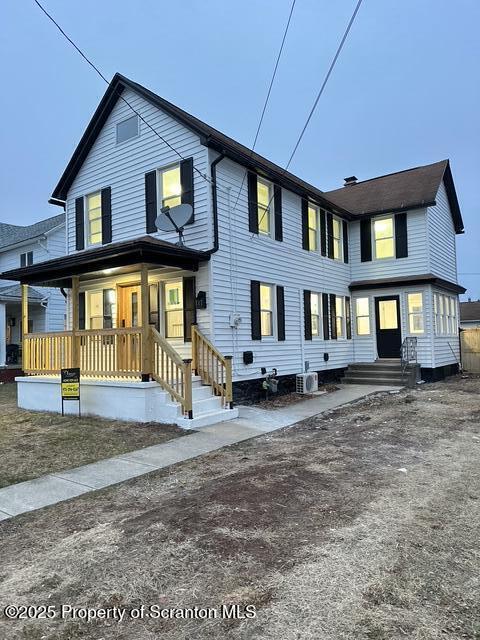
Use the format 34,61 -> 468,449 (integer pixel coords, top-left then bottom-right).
0,384 -> 400,521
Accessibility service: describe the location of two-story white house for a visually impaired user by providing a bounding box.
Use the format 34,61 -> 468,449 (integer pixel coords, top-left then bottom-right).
0,214 -> 65,380
2,74 -> 465,427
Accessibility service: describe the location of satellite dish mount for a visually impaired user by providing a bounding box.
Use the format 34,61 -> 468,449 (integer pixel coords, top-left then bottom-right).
155,203 -> 193,247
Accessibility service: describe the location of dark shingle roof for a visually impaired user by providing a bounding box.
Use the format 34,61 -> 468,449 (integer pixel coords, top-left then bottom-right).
324,160 -> 464,233
460,301 -> 480,322
0,284 -> 44,301
0,214 -> 65,250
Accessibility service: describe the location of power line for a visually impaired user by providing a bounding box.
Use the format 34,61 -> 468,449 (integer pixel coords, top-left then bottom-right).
231,0 -> 297,213
255,0 -> 364,232
285,0 -> 363,171
33,0 -> 212,185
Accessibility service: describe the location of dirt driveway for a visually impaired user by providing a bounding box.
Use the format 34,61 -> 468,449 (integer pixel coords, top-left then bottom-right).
0,376 -> 479,640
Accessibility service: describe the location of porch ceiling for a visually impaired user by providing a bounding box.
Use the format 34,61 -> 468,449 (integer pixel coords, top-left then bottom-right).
0,236 -> 210,287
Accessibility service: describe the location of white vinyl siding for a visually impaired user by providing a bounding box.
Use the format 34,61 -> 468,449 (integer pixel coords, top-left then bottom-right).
66,87 -> 209,254
427,182 -> 458,282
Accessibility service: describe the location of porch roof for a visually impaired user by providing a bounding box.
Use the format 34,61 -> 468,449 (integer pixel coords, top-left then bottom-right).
0,284 -> 44,303
349,274 -> 466,294
0,236 -> 210,287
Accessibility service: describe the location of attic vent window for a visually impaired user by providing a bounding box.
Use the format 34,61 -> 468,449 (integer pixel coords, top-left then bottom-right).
116,115 -> 139,144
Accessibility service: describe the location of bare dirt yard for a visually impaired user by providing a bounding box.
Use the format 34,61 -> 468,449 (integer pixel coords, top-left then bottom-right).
0,383 -> 185,487
0,376 -> 479,640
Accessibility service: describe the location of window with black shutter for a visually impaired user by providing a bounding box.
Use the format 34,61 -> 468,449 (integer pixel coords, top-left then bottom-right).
360,218 -> 372,262
329,294 -> 337,340
75,197 -> 85,250
183,276 -> 196,342
101,187 -> 112,245
250,280 -> 261,340
322,293 -> 330,340
345,296 -> 352,339
276,286 -> 285,341
304,290 -> 312,340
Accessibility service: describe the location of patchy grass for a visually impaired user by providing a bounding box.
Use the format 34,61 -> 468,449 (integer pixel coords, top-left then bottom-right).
0,376 -> 479,639
0,383 -> 185,487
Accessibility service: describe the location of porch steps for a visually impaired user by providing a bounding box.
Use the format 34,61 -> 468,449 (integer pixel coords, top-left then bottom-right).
175,375 -> 239,429
342,360 -> 419,387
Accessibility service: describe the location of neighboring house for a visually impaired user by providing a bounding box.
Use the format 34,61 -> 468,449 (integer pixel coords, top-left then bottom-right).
0,215 -> 66,372
1,74 -> 465,426
460,300 -> 480,328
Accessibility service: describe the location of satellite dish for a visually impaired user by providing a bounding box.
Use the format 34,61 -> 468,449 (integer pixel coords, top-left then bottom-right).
155,204 -> 192,246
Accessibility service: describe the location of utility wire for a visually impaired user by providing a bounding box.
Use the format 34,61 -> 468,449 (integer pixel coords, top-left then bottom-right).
231,0 -> 297,212
255,0 -> 364,233
33,0 -> 212,185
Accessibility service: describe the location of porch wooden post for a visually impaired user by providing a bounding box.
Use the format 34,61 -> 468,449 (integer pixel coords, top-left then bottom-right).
21,284 -> 29,369
71,276 -> 80,368
140,264 -> 151,381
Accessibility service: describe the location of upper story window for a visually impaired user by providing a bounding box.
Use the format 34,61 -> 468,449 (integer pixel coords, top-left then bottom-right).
257,177 -> 273,236
116,115 -> 139,144
407,292 -> 424,334
373,215 -> 395,259
332,217 -> 343,260
308,205 -> 319,251
260,283 -> 274,336
20,251 -> 33,267
311,292 -> 321,337
159,164 -> 182,210
355,297 -> 370,335
85,191 -> 102,245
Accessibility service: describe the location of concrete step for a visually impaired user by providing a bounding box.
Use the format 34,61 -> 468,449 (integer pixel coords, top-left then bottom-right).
349,363 -> 403,372
342,376 -> 404,386
192,395 -> 224,414
345,369 -> 405,380
176,407 -> 239,429
192,386 -> 213,400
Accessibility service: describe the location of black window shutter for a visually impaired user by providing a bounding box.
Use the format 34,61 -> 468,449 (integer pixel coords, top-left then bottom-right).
101,187 -> 112,245
183,276 -> 196,343
78,291 -> 86,330
274,185 -> 283,241
248,172 -> 258,234
250,280 -> 261,340
346,296 -> 352,339
304,290 -> 312,341
343,220 -> 349,263
103,289 -> 114,329
75,197 -> 85,251
180,157 -> 194,223
276,286 -> 285,341
329,293 -> 337,340
360,218 -> 372,262
326,212 -> 334,259
145,171 -> 157,234
320,209 -> 327,256
395,213 -> 408,258
20,253 -> 26,267
322,293 -> 330,340
301,198 -> 309,250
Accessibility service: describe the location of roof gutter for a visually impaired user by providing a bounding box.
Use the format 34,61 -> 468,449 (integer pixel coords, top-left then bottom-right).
207,152 -> 226,255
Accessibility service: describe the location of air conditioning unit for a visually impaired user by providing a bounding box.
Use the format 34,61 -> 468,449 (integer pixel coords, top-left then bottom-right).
296,372 -> 318,394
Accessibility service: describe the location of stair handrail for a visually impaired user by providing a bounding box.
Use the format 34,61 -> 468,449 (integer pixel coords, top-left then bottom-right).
150,327 -> 193,418
191,324 -> 233,409
400,336 -> 418,380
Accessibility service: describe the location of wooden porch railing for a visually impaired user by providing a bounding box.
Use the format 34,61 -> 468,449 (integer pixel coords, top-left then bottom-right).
23,332 -> 74,375
191,324 -> 233,409
150,327 -> 193,417
23,329 -> 142,378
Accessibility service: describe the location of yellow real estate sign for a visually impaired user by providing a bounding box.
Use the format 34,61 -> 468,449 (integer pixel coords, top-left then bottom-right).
61,368 -> 80,401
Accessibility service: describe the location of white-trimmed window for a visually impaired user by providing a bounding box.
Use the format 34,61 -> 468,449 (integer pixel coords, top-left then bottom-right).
20,251 -> 33,267
332,217 -> 343,260
311,293 -> 321,337
164,280 -> 183,338
260,283 -> 274,336
86,191 -> 102,245
257,177 -> 273,236
308,204 -> 319,251
116,115 -> 139,144
434,293 -> 458,335
373,215 -> 395,259
355,297 -> 370,335
158,164 -> 182,210
335,295 -> 345,338
407,292 -> 424,334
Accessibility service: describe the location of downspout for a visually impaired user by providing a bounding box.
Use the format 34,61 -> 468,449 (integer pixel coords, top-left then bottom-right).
207,153 -> 226,255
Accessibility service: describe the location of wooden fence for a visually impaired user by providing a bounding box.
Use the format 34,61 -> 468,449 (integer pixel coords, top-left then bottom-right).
461,328 -> 480,373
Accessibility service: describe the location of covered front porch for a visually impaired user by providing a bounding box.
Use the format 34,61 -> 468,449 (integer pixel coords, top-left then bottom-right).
2,237 -> 233,424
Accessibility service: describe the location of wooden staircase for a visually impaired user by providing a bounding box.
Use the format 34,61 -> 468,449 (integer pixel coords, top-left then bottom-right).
343,359 -> 420,387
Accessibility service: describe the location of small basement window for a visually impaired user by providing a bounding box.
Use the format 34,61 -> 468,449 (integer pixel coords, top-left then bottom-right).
116,115 -> 139,144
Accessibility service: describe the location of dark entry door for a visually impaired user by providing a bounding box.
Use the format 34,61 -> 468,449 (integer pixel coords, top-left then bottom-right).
375,296 -> 401,358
